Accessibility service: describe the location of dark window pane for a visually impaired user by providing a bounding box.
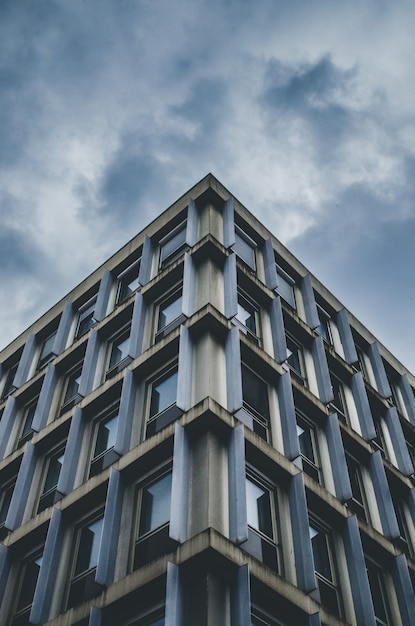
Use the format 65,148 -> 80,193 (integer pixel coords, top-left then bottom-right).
234,230 -> 256,269
93,415 -> 118,457
109,334 -> 130,369
63,369 -> 82,404
43,452 -> 64,493
139,473 -> 172,535
15,556 -> 43,612
246,478 -> 273,538
74,518 -> 103,576
149,371 -> 177,417
242,366 -> 270,419
158,295 -> 182,331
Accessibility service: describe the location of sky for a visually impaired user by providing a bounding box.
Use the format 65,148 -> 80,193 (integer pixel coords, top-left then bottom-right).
1,0 -> 414,373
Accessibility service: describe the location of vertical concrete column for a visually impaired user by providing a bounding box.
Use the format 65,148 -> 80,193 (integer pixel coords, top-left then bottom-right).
0,544 -> 11,616
226,327 -> 243,414
32,364 -> 59,432
228,425 -> 248,544
138,235 -> 153,286
223,197 -> 235,249
186,198 -> 199,246
369,451 -> 400,539
89,607 -> 103,626
53,301 -> 74,355
342,516 -> 375,626
351,373 -> 376,440
336,309 -> 358,365
325,414 -> 352,502
78,329 -> 101,397
367,343 -> 391,398
176,326 -> 192,412
182,252 -> 196,318
31,508 -> 64,624
311,335 -> 334,404
5,443 -> 37,530
385,407 -> 414,475
230,564 -> 251,626
13,333 -> 37,388
288,473 -> 316,593
114,369 -> 136,456
94,269 -> 113,322
128,292 -> 146,359
391,554 -> 415,626
224,253 -> 238,319
269,297 -> 287,364
170,424 -> 190,544
300,275 -> 319,330
399,374 -> 415,425
277,372 -> 300,461
96,469 -> 124,587
0,396 -> 17,459
165,562 -> 184,626
56,407 -> 85,495
262,239 -> 278,290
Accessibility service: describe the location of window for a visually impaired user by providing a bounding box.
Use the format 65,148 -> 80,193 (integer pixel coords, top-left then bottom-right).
242,473 -> 281,572
11,553 -> 43,626
234,226 -> 256,271
345,453 -> 369,523
117,258 -> 141,304
241,365 -> 270,441
0,479 -> 14,528
89,411 -> 119,478
37,331 -> 57,370
392,494 -> 414,558
234,291 -> 260,344
366,559 -> 392,626
285,335 -> 307,385
330,375 -> 348,422
133,471 -> 176,569
146,368 -> 180,437
251,609 -> 286,626
316,304 -> 332,344
309,521 -> 342,617
296,414 -> 321,483
155,287 -> 184,342
159,221 -> 187,268
37,447 -> 65,513
16,399 -> 37,448
372,415 -> 387,459
76,298 -> 97,339
61,365 -> 82,411
1,361 -> 19,398
106,328 -> 131,377
67,514 -> 104,608
276,265 -> 296,309
356,346 -> 369,381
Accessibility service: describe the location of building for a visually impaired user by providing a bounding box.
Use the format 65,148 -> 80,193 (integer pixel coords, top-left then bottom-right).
0,173 -> 415,626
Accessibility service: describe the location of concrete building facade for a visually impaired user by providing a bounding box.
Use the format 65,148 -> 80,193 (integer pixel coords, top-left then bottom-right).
0,173 -> 415,626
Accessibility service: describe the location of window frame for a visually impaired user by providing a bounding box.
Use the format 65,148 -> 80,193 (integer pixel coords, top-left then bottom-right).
16,397 -> 38,449
316,304 -> 333,345
146,365 -> 181,438
105,326 -> 132,379
365,557 -> 393,626
37,445 -> 65,514
233,225 -> 257,271
10,550 -> 43,626
285,334 -> 307,386
75,296 -> 97,339
154,284 -> 185,343
60,363 -> 83,414
242,468 -> 282,573
0,477 -> 15,530
66,511 -> 104,609
330,374 -> 349,422
132,466 -> 175,570
309,518 -> 343,618
234,289 -> 261,345
241,364 -> 271,441
275,264 -> 296,309
116,257 -> 142,305
37,330 -> 57,370
1,361 -> 19,399
296,412 -> 322,484
88,407 -> 119,478
158,220 -> 187,268
345,452 -> 370,523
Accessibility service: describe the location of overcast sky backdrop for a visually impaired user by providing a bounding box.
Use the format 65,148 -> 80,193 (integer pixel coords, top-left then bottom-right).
1,0 -> 414,372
